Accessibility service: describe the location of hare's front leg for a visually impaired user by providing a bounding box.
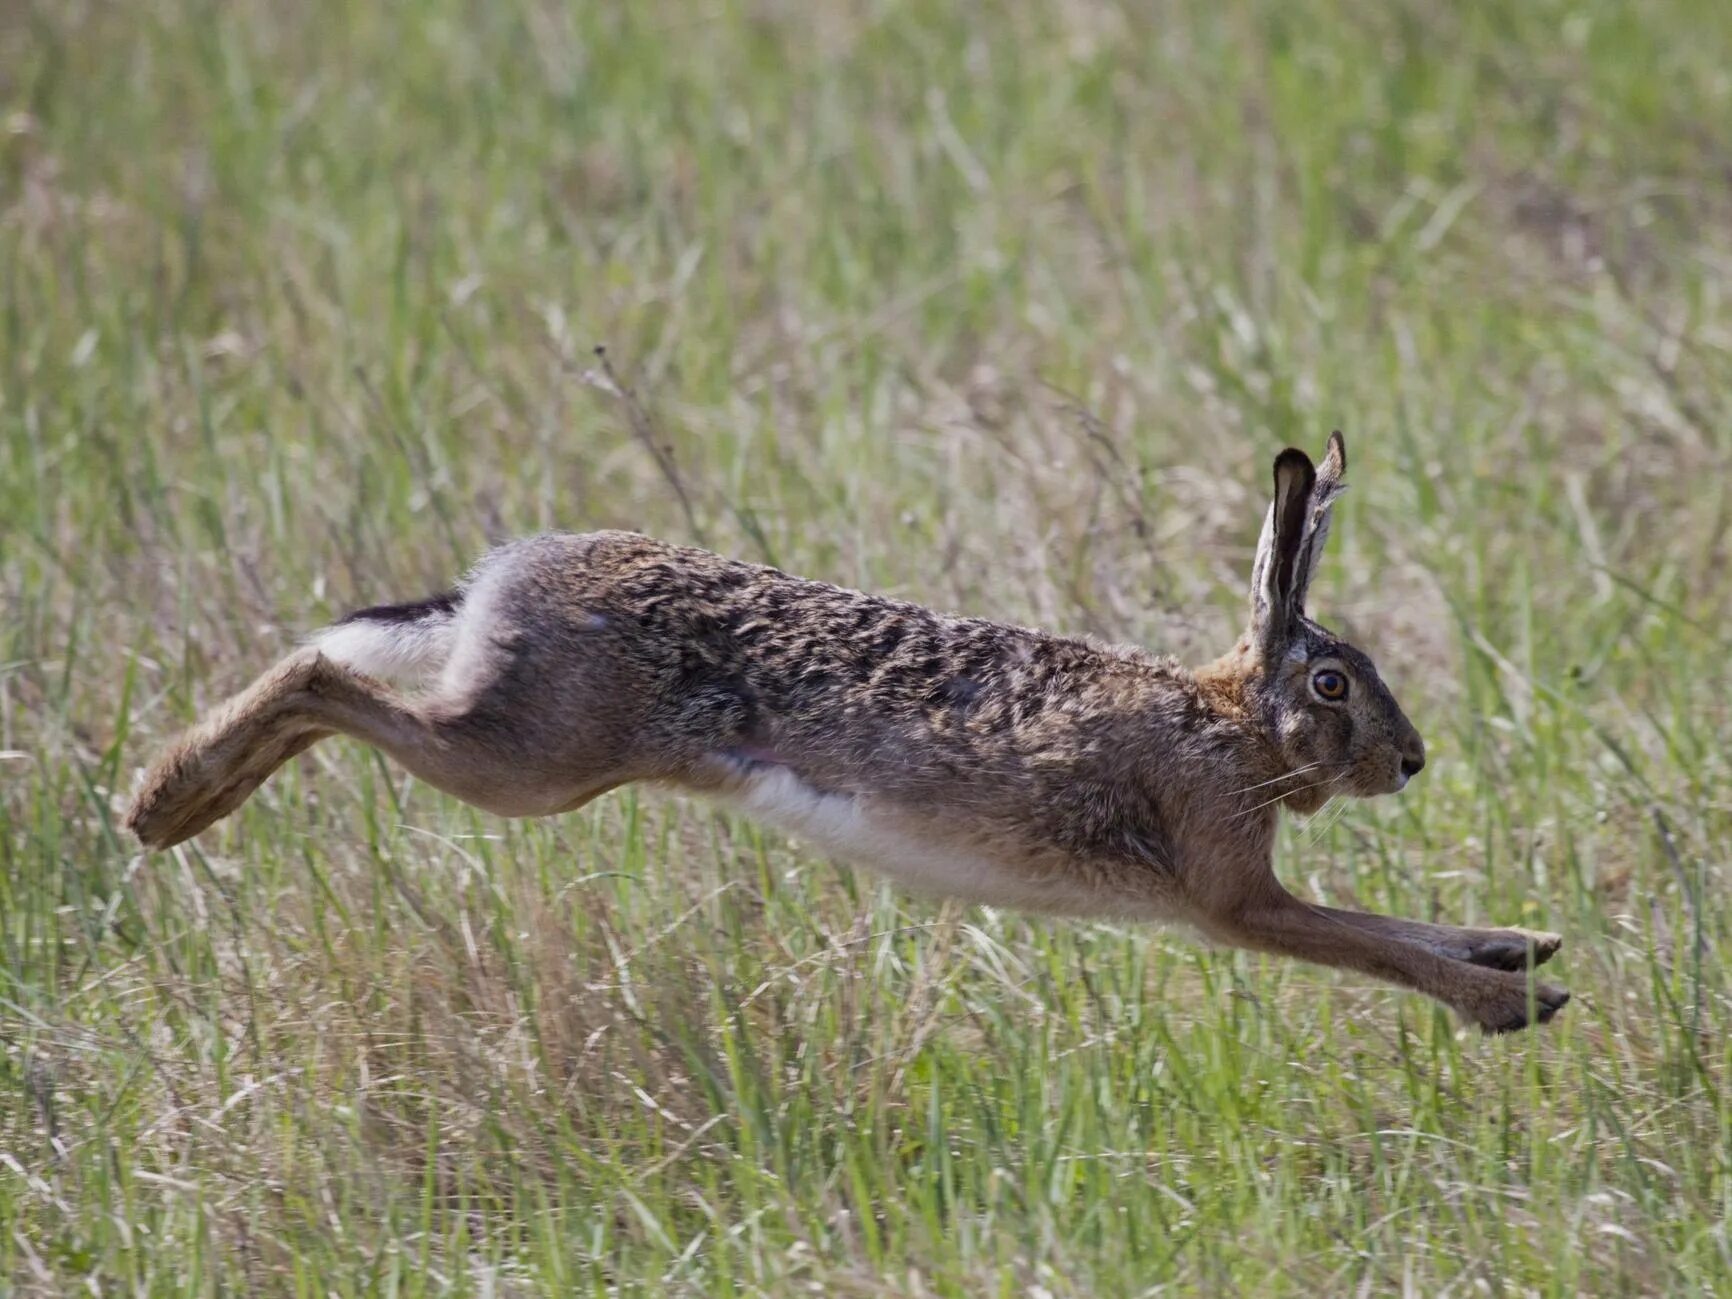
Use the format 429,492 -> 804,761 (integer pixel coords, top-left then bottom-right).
1198,889 -> 1569,1033
1307,906 -> 1562,972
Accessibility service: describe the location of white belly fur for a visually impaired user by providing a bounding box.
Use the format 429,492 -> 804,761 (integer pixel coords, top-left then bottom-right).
710,762 -> 1135,917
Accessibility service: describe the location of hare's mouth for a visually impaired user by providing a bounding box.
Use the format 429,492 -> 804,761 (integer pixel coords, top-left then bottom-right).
1373,765 -> 1414,797
1329,763 -> 1406,801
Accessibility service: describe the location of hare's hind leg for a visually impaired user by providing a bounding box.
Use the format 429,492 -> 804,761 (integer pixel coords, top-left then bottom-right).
275,654 -> 614,819
126,650 -> 613,849
1201,889 -> 1569,1033
1310,906 -> 1562,972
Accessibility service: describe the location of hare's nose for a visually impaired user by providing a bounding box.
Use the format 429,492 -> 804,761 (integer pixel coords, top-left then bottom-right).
1400,749 -> 1426,780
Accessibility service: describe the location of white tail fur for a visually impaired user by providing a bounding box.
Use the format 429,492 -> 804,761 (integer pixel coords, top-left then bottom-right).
309,602 -> 458,682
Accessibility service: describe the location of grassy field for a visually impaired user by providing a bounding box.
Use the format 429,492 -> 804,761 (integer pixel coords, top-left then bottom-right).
4,0 -> 1732,1292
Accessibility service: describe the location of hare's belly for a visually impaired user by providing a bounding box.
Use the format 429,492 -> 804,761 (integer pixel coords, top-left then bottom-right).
710,761 -> 1126,915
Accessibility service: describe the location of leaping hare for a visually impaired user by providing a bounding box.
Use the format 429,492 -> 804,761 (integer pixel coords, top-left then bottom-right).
126,434 -> 1567,1031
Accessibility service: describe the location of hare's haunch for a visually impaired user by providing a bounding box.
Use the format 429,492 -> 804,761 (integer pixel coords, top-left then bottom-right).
126,434 -> 1566,1032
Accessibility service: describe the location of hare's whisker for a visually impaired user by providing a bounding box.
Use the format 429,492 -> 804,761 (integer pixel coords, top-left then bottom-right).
1227,760 -> 1355,801
1230,763 -> 1325,797
1234,774 -> 1339,820
1300,797 -> 1351,845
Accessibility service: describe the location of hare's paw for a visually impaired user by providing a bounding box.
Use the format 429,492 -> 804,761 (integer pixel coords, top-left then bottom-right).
126,710 -> 323,849
1448,927 -> 1562,972
125,760 -> 264,849
127,731 -> 324,848
1461,974 -> 1570,1034
125,748 -> 235,849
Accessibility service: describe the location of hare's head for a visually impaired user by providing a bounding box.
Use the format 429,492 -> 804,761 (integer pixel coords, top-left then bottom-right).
1234,433 -> 1425,812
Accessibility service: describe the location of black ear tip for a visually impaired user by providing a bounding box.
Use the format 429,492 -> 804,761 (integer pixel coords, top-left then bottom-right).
1272,447 -> 1316,490
1327,429 -> 1347,465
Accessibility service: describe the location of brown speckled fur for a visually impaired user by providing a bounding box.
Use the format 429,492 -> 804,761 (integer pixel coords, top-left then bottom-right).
126,434 -> 1567,1032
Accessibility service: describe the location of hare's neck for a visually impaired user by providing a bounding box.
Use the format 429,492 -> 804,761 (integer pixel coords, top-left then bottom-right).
1185,654 -> 1300,819
1192,642 -> 1260,716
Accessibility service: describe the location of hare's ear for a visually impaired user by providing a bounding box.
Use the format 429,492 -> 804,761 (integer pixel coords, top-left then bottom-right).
1249,447 -> 1316,654
1294,430 -> 1348,607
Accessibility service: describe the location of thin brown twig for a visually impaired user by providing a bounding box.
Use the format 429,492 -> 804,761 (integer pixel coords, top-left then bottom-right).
584,345 -> 708,545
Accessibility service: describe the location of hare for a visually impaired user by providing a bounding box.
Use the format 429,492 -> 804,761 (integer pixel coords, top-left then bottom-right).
126,433 -> 1566,1032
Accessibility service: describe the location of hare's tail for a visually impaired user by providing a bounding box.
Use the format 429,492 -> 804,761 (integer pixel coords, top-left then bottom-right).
309,591 -> 462,682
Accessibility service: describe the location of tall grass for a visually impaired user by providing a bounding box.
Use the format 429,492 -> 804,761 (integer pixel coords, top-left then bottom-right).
3,0 -> 1731,1292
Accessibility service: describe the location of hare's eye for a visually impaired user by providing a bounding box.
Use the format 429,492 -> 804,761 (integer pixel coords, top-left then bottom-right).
1312,669 -> 1349,701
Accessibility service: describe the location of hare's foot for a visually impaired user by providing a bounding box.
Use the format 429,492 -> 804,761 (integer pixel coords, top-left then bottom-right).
1459,971 -> 1571,1034
1441,926 -> 1562,972
1309,906 -> 1562,973
126,654 -> 331,850
127,727 -> 325,849
1204,894 -> 1569,1034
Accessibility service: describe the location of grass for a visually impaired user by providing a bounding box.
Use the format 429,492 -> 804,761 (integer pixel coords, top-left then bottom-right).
3,0 -> 1732,1291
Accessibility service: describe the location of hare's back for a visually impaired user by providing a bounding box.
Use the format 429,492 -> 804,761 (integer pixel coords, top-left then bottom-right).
466,530 -> 1126,761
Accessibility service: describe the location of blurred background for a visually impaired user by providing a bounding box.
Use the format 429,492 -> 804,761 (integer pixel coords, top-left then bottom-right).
3,0 -> 1730,1292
